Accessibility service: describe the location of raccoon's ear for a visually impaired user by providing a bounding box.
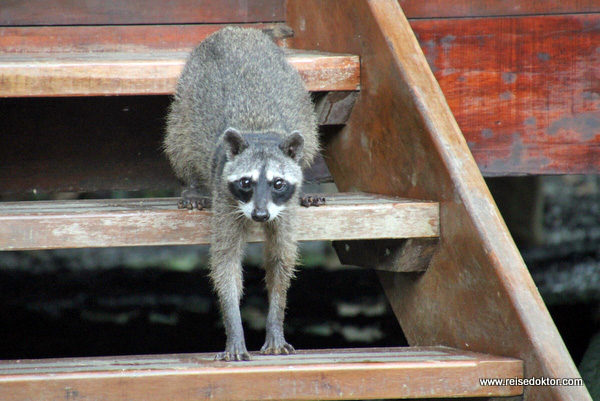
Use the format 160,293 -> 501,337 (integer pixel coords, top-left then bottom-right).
223,127 -> 249,159
279,131 -> 304,161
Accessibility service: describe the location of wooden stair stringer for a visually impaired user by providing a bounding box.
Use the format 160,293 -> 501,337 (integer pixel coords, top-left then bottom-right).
286,1 -> 590,401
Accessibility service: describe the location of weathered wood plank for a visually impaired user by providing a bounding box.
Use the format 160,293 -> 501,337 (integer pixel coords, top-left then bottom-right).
334,238 -> 439,273
2,0 -> 596,26
400,0 -> 600,18
0,347 -> 523,400
412,14 -> 600,175
287,1 -> 590,400
0,194 -> 439,250
0,24 -> 289,54
0,50 -> 359,97
0,0 -> 284,25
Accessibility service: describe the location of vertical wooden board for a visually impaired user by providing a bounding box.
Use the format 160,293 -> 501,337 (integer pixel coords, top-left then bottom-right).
0,0 -> 284,25
399,0 -> 600,18
411,14 -> 600,175
286,1 -> 590,400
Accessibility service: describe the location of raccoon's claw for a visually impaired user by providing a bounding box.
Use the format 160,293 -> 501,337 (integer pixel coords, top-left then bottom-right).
260,339 -> 296,355
177,196 -> 212,210
300,195 -> 326,207
215,349 -> 251,362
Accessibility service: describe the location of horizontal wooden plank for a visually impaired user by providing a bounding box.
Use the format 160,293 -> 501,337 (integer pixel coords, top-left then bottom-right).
0,0 -> 284,25
0,24 -> 290,54
0,347 -> 523,400
0,193 -> 439,250
412,14 -> 600,175
0,49 -> 359,97
2,0 -> 597,26
400,0 -> 600,18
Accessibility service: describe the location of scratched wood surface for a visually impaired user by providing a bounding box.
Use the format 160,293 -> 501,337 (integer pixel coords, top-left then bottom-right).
0,347 -> 522,400
0,193 -> 439,250
1,0 -> 597,25
412,14 -> 600,175
287,1 -> 591,400
0,24 -> 290,53
0,0 -> 284,25
0,49 -> 359,97
400,0 -> 600,18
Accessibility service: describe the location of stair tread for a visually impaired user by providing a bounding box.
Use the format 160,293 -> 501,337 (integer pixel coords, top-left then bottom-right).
0,49 -> 359,97
0,193 -> 439,250
0,346 -> 523,400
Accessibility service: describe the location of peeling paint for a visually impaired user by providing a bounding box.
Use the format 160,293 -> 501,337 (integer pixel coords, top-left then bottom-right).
548,112 -> 600,141
537,52 -> 551,61
582,91 -> 600,101
440,34 -> 456,49
481,128 -> 494,139
524,117 -> 537,126
499,91 -> 513,100
502,72 -> 517,84
422,39 -> 438,73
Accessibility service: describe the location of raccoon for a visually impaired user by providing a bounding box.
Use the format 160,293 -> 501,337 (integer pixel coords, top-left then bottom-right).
164,27 -> 321,361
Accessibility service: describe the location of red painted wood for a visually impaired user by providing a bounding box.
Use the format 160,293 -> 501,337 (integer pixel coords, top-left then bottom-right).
411,14 -> 600,175
0,24 -> 284,53
0,0 -> 284,25
400,0 -> 600,18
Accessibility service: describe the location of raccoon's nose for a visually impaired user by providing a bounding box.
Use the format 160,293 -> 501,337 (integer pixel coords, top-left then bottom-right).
251,208 -> 270,222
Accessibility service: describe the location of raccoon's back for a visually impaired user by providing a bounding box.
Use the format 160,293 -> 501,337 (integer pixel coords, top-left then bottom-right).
165,27 -> 318,186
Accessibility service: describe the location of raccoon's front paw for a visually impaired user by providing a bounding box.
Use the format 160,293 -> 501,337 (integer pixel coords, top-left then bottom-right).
300,195 -> 326,207
177,185 -> 212,210
177,197 -> 212,210
260,339 -> 296,355
215,346 -> 251,362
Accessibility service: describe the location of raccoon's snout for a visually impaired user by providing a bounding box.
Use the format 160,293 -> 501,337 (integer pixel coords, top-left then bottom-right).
251,208 -> 270,222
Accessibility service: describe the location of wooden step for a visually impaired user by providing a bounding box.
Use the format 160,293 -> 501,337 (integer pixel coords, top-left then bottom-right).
0,193 -> 439,251
0,49 -> 359,97
0,347 -> 523,400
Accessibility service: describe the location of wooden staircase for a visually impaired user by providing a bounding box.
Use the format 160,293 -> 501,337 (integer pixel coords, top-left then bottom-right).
0,0 -> 593,400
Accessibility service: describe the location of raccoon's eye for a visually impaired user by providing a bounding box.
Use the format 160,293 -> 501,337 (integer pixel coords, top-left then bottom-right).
273,178 -> 286,191
238,178 -> 252,189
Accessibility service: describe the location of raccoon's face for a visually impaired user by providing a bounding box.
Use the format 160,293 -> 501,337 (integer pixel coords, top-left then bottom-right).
222,128 -> 304,222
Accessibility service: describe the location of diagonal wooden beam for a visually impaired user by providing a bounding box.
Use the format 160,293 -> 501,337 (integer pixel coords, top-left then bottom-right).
286,1 -> 590,400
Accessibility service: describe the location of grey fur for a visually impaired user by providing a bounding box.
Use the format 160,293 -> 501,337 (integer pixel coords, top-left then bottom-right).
164,27 -> 319,361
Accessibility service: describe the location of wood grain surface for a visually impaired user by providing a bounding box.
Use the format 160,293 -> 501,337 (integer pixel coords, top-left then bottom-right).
287,1 -> 590,400
0,24 -> 286,53
412,14 -> 600,175
0,49 -> 359,97
0,194 -> 439,250
0,347 -> 523,400
0,0 -> 284,25
400,0 -> 600,18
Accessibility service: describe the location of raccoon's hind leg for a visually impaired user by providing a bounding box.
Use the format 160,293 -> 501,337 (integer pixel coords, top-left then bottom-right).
261,212 -> 298,355
209,203 -> 250,361
178,182 -> 212,210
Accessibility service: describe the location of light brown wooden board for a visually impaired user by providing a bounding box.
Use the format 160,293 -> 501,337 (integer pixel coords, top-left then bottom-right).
0,347 -> 522,400
0,193 -> 439,250
286,1 -> 590,400
0,50 -> 359,97
412,14 -> 600,175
